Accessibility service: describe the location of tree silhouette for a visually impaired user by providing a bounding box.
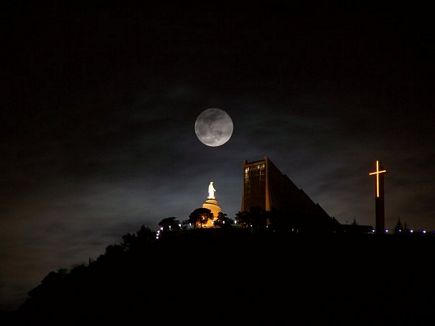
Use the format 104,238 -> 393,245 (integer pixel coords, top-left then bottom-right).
158,217 -> 181,231
213,212 -> 234,228
188,208 -> 213,229
235,208 -> 268,230
120,226 -> 155,251
235,211 -> 251,228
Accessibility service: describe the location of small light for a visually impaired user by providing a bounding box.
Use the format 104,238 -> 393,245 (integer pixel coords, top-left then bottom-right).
385,229 -> 389,233
423,230 -> 427,234
371,229 -> 375,233
398,229 -> 402,232
410,230 -> 414,233
160,227 -> 163,231
179,224 -> 182,227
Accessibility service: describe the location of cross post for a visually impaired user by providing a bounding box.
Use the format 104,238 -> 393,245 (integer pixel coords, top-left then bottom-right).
369,160 -> 387,234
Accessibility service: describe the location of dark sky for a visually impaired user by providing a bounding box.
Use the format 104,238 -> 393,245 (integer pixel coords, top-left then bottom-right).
1,3 -> 434,309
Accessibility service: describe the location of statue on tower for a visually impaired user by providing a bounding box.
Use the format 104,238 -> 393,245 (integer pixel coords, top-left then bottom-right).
201,181 -> 221,227
208,181 -> 216,199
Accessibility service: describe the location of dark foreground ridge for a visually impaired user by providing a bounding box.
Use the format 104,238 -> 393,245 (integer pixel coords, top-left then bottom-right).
11,228 -> 435,325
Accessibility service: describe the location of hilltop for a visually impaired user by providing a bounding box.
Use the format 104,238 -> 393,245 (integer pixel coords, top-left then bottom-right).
11,226 -> 435,325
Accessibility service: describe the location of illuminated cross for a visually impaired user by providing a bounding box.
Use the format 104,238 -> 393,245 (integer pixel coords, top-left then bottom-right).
369,160 -> 387,198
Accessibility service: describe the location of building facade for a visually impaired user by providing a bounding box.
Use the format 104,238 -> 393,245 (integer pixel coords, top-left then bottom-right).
242,157 -> 336,230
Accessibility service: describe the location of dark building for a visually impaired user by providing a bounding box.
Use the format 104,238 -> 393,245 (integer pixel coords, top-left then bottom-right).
242,157 -> 338,230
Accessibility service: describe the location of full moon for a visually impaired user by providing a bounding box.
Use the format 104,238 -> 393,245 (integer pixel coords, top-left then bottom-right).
194,108 -> 233,147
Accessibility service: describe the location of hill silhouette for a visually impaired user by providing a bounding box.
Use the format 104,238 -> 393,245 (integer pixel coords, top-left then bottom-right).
12,226 -> 435,325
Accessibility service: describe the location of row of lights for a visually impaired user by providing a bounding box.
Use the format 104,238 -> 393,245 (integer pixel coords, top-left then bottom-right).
155,224 -> 432,239
371,229 -> 429,234
155,223 -> 191,239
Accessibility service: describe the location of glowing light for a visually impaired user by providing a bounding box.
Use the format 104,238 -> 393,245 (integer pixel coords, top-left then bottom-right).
410,229 -> 414,233
423,230 -> 427,234
208,181 -> 216,199
369,160 -> 387,198
385,229 -> 389,233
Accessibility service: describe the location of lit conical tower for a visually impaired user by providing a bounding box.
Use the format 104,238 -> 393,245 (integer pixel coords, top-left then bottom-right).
202,181 -> 222,228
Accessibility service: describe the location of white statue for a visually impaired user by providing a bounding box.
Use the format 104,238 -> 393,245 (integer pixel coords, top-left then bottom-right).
208,181 -> 216,199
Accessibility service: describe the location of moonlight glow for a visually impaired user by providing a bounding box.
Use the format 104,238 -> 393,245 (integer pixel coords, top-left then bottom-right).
194,108 -> 233,147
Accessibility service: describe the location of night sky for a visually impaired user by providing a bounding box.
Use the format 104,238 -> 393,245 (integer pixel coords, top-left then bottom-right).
1,3 -> 434,309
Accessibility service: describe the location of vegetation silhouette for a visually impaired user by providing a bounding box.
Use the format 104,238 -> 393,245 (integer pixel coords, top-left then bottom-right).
213,212 -> 234,228
188,207 -> 213,228
11,213 -> 435,325
158,217 -> 181,231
